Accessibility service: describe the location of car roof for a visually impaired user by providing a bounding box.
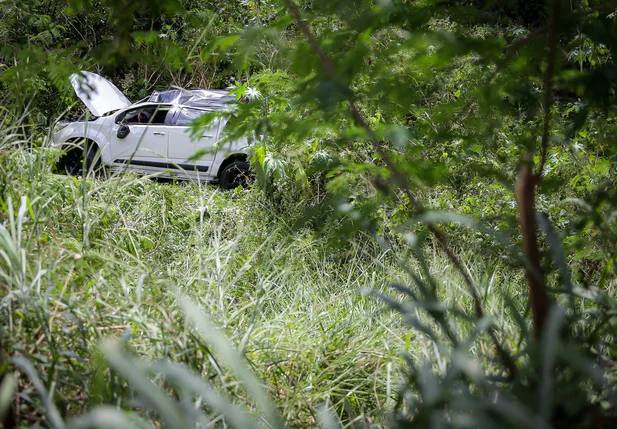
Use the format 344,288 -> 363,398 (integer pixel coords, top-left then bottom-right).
123,101 -> 231,113
140,89 -> 236,108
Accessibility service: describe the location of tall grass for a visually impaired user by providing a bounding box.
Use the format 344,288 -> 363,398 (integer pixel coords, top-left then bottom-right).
0,123 -> 536,428
2,122 -> 615,428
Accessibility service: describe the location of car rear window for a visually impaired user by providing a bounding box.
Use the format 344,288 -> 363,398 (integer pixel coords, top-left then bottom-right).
175,108 -> 207,126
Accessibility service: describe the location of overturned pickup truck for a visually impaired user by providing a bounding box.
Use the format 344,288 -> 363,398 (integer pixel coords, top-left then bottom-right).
53,71 -> 251,189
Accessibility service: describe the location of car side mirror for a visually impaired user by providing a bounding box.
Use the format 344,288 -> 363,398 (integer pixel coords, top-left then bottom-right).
117,124 -> 130,139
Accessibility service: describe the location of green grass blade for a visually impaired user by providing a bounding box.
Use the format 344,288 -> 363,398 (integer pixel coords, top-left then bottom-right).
179,296 -> 284,429
66,406 -> 150,429
316,402 -> 342,429
537,213 -> 574,301
0,372 -> 17,424
103,342 -> 188,428
539,306 -> 565,420
153,360 -> 264,429
13,356 -> 67,429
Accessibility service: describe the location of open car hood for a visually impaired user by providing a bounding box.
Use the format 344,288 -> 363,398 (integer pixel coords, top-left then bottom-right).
69,71 -> 131,117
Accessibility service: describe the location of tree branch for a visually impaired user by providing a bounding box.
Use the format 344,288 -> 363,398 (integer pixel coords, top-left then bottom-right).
537,0 -> 561,178
517,0 -> 561,339
283,0 -> 517,378
516,158 -> 548,339
445,2 -> 558,340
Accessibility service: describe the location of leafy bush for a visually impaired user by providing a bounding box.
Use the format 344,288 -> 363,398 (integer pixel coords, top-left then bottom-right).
2,0 -> 617,428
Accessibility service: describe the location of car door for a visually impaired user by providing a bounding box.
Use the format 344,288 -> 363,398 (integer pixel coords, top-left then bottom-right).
166,107 -> 222,176
107,104 -> 172,168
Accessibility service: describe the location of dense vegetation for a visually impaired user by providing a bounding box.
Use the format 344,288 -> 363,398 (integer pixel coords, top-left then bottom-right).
1,0 -> 617,427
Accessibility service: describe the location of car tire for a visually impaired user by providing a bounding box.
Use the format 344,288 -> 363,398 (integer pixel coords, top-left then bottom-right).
219,161 -> 253,190
59,140 -> 101,176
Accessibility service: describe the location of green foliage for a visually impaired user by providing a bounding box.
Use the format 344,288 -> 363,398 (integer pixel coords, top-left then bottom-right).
0,131 -> 414,427
196,0 -> 617,426
0,0 -> 284,125
2,0 -> 617,428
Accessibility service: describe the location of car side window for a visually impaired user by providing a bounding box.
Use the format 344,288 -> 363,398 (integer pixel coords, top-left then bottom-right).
116,106 -> 171,125
174,108 -> 208,126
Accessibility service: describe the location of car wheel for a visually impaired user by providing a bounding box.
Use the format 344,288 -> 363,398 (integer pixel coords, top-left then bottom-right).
219,161 -> 253,190
59,141 -> 101,176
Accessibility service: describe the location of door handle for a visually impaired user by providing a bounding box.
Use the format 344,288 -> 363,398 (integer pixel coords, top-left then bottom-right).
201,135 -> 214,138
153,132 -> 166,136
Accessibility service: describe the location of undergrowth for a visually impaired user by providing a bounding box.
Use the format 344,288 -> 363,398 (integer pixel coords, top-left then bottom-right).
0,128 -> 534,427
